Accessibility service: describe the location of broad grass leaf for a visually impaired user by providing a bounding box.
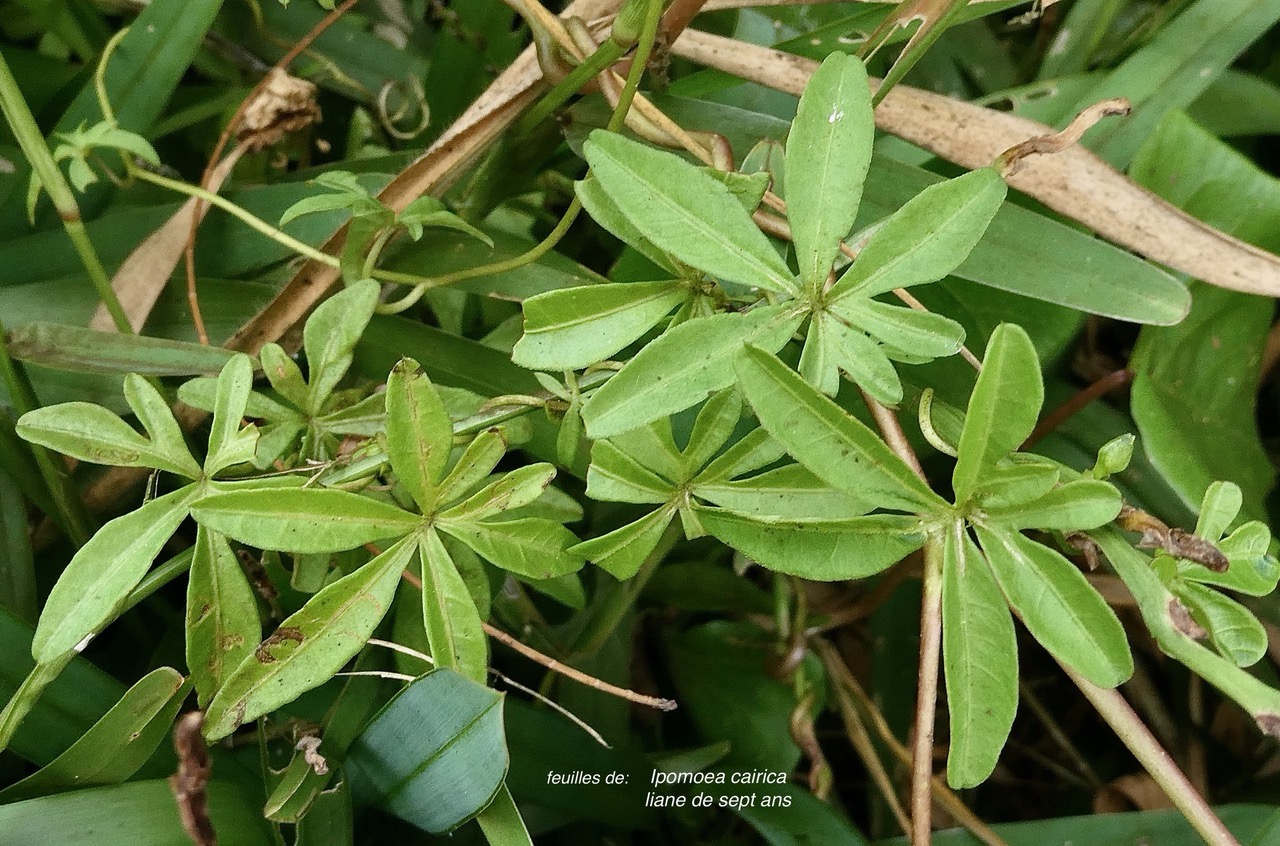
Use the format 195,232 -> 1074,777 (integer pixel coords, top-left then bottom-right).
583,131 -> 796,295
0,667 -> 187,802
582,306 -> 803,439
385,359 -> 454,512
32,485 -> 199,663
786,53 -> 875,289
942,524 -> 1017,788
952,323 -> 1043,502
5,322 -> 242,377
346,669 -> 507,834
697,507 -> 924,580
203,536 -> 418,740
829,167 -> 1006,300
186,526 -> 260,708
419,531 -> 487,683
191,488 -> 420,554
514,281 -> 690,371
976,525 -> 1132,687
733,345 -> 944,513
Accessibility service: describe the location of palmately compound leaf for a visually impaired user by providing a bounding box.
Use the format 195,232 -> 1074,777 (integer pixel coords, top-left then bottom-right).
581,306 -> 803,439
582,131 -> 797,296
785,52 -> 875,290
941,522 -> 1017,789
203,535 -> 418,740
952,323 -> 1043,503
827,167 -> 1006,301
975,524 -> 1132,688
734,344 -> 946,514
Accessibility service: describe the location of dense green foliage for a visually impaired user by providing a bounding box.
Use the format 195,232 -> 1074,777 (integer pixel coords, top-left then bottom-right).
1,1 -> 1280,845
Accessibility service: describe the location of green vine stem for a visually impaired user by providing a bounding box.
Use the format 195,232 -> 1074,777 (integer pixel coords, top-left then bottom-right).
0,53 -> 131,333
1064,665 -> 1241,846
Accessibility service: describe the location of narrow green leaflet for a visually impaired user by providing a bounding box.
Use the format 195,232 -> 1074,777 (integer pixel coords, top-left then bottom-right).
582,306 -> 803,439
303,280 -> 380,413
186,526 -> 260,708
0,668 -> 188,802
204,535 -> 418,740
584,439 -> 676,504
205,354 -> 258,476
1174,582 -> 1268,667
513,281 -> 691,371
33,485 -> 199,664
828,168 -> 1006,301
733,345 -> 945,513
831,299 -> 965,361
122,375 -> 201,479
191,488 -> 421,554
572,506 -> 676,580
975,525 -> 1132,687
583,131 -> 797,295
441,465 -> 556,523
693,465 -> 870,519
418,530 -> 487,683
981,480 -> 1122,531
345,669 -> 507,834
385,359 -> 454,511
786,53 -> 874,289
441,518 -> 583,580
696,508 -> 924,580
435,429 -> 508,507
5,322 -> 242,377
941,524 -> 1017,789
952,323 -> 1043,502
822,314 -> 903,405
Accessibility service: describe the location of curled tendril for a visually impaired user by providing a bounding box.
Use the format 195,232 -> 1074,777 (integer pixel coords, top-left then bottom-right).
375,76 -> 430,141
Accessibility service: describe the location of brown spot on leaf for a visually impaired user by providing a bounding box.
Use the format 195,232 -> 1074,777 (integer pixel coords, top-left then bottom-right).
255,626 -> 304,663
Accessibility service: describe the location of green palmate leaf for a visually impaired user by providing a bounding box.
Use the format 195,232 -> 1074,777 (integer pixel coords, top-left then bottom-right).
418,530 -> 487,683
0,667 -> 188,802
33,485 -> 199,664
191,488 -> 421,554
1174,581 -> 1268,668
582,306 -> 803,439
693,465 -> 873,519
385,359 -> 454,511
982,480 -> 1122,531
586,439 -> 677,504
442,465 -> 557,523
571,506 -> 676,580
441,518 -> 583,580
205,354 -> 258,476
828,167 -> 1006,300
346,669 -> 507,834
513,281 -> 690,371
786,52 -> 875,288
696,507 -> 925,580
302,280 -> 381,412
583,131 -> 797,295
5,322 -> 243,376
952,323 -> 1043,502
186,526 -> 260,708
733,345 -> 945,513
204,536 -> 418,740
435,429 -> 508,506
941,524 -> 1017,789
830,298 -> 966,361
975,525 -> 1132,687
